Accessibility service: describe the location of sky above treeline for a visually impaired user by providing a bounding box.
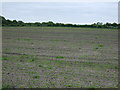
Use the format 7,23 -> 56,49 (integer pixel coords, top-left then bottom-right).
1,1 -> 118,24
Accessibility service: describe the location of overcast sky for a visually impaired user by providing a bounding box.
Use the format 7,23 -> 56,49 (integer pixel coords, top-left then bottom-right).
1,1 -> 118,24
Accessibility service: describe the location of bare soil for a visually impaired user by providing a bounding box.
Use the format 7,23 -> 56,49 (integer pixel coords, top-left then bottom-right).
2,27 -> 118,88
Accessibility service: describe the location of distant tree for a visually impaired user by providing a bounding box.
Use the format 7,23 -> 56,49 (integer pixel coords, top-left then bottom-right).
1,16 -> 118,28
1,16 -> 6,26
118,23 -> 120,29
4,19 -> 12,26
1,16 -> 6,21
112,22 -> 118,27
65,24 -> 73,27
96,22 -> 103,28
54,23 -> 64,27
18,21 -> 25,26
91,23 -> 97,28
41,22 -> 48,26
25,23 -> 32,26
47,21 -> 54,26
105,22 -> 117,28
96,22 -> 103,25
105,22 -> 111,26
34,22 -> 41,26
12,20 -> 18,26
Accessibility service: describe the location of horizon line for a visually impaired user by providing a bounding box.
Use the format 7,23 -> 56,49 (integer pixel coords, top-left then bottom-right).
1,16 -> 118,25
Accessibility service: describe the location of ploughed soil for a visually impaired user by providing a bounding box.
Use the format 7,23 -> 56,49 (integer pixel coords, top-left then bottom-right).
2,27 -> 118,88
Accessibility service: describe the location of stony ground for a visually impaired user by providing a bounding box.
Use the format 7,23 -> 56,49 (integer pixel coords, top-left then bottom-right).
2,27 -> 118,88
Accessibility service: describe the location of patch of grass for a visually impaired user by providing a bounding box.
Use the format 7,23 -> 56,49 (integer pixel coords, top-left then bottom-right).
65,84 -> 73,87
16,38 -> 31,41
20,54 -> 30,59
86,85 -> 97,88
2,84 -> 13,88
98,44 -> 104,47
2,57 -> 9,60
32,75 -> 40,79
39,64 -> 52,69
29,58 -> 35,62
28,71 -> 36,75
114,66 -> 118,69
79,55 -> 89,58
51,39 -> 67,42
0,57 -> 2,60
39,64 -> 47,68
39,59 -> 65,69
64,84 -> 80,88
3,48 -> 10,52
109,46 -> 113,49
94,44 -> 104,50
20,55 -> 37,62
38,64 -> 43,67
56,56 -> 64,59
95,47 -> 99,50
29,86 -> 33,88
64,76 -> 68,79
80,62 -> 118,70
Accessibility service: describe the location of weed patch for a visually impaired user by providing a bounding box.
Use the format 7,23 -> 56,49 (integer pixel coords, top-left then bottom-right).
20,55 -> 37,62
56,56 -> 64,59
16,38 -> 31,41
2,57 -> 9,61
32,75 -> 40,79
98,44 -> 104,47
2,84 -> 13,88
39,64 -> 52,69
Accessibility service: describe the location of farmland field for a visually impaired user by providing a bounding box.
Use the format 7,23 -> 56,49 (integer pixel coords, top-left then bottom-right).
2,27 -> 118,88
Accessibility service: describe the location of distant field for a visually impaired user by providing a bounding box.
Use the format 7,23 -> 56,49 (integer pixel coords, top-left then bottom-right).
2,27 -> 118,88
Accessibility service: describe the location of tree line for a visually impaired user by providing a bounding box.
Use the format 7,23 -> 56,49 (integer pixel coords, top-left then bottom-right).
0,16 -> 119,29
